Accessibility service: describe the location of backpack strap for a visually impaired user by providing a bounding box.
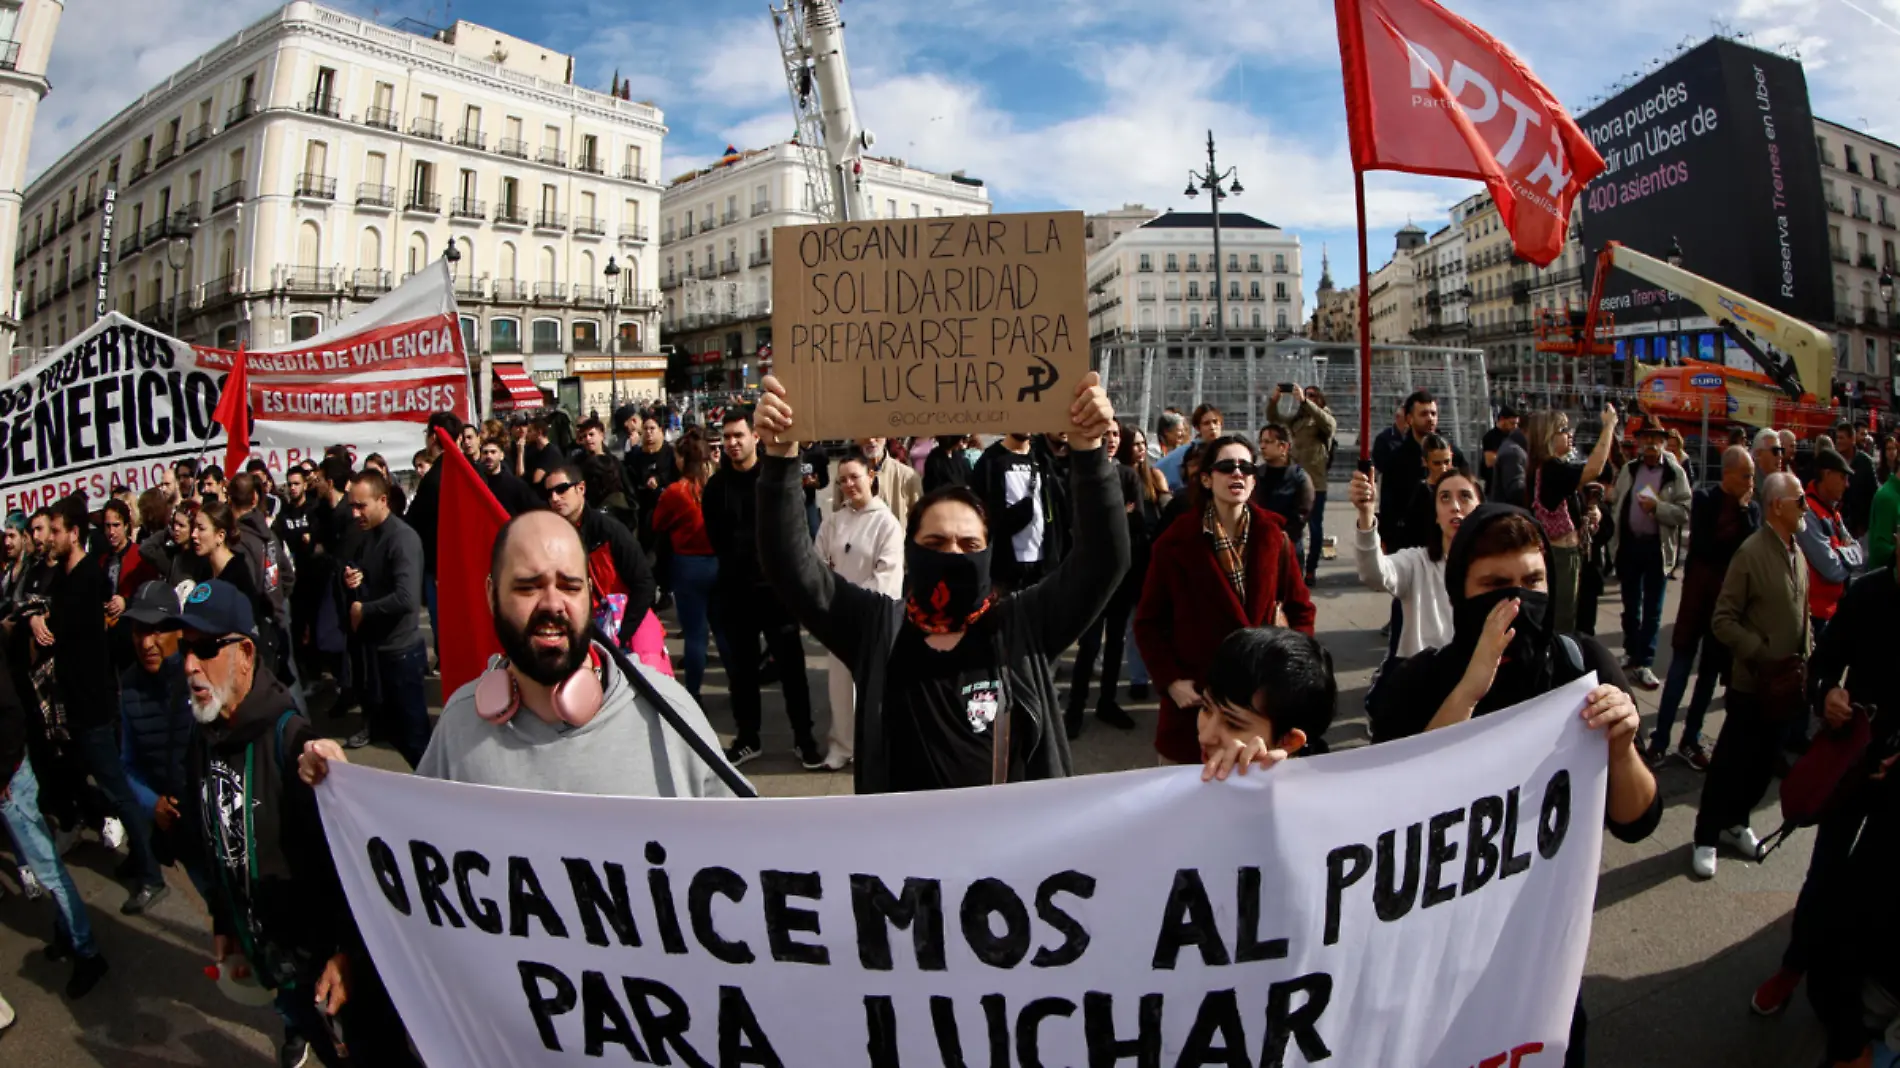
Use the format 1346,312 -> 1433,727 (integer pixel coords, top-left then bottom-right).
273,708 -> 300,777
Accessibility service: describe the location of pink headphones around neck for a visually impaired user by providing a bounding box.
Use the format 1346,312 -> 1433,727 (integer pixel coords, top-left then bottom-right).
474,647 -> 605,728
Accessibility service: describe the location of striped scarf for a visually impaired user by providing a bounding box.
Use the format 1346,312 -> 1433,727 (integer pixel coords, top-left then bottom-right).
1203,502 -> 1250,601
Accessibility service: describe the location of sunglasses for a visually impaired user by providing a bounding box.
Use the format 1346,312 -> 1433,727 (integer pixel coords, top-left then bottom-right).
1210,459 -> 1258,476
543,481 -> 578,497
182,634 -> 247,660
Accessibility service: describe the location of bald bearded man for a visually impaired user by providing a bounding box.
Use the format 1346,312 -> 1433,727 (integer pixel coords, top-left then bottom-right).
303,511 -> 742,798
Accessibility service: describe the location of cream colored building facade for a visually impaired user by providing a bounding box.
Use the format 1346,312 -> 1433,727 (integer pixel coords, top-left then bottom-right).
1816,117 -> 1900,407
1085,210 -> 1305,341
658,142 -> 991,390
1366,223 -> 1423,343
1,0 -> 62,359
15,2 -> 667,405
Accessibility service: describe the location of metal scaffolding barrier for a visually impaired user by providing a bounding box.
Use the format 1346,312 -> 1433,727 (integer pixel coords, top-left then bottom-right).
1094,340 -> 1493,462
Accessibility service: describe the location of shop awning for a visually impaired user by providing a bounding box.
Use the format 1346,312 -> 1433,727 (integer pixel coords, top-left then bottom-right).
492,365 -> 544,410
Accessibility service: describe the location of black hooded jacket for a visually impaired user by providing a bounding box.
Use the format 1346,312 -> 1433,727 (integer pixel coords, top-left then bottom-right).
1369,503 -> 1660,842
184,667 -> 350,988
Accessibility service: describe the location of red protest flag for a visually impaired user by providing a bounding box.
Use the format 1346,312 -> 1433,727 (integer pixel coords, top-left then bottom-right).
1335,0 -> 1604,265
211,344 -> 251,475
433,427 -> 510,698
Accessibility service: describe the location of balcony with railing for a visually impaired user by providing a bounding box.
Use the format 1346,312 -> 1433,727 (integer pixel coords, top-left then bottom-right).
575,154 -> 604,175
720,211 -> 738,226
212,180 -> 246,212
696,219 -> 713,234
352,268 -> 392,296
717,256 -> 738,275
226,98 -> 258,127
1831,244 -> 1851,264
203,273 -> 240,306
305,91 -> 341,118
749,249 -> 771,267
356,183 -> 395,209
620,164 -> 650,183
409,117 -> 443,141
534,210 -> 567,231
532,282 -> 567,303
168,206 -> 202,234
51,273 -> 69,298
660,273 -> 681,290
363,106 -> 398,132
128,158 -> 151,185
70,266 -> 91,291
573,285 -> 607,306
574,215 -> 606,236
453,127 -> 487,150
619,224 -> 650,243
494,204 -> 527,226
452,275 -> 483,300
623,288 -> 659,309
405,190 -> 441,214
77,199 -> 96,221
491,280 -> 527,303
498,137 -> 529,160
1860,252 -> 1880,269
295,173 -> 336,200
137,299 -> 169,326
661,228 -> 676,244
142,220 -> 169,247
750,202 -> 772,218
0,41 -> 19,71
1881,210 -> 1898,229
1853,205 -> 1874,222
450,197 -> 486,220
154,140 -> 179,168
538,146 -> 567,167
282,266 -> 337,293
696,263 -> 717,280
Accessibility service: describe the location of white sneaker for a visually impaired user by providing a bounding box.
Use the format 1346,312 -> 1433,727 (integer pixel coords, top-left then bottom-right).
19,866 -> 45,899
1691,845 -> 1718,879
1720,825 -> 1763,860
821,749 -> 853,771
0,989 -> 14,1030
100,817 -> 126,850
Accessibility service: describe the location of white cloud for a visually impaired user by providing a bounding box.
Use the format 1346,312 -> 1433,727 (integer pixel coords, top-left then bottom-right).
27,0 -> 291,179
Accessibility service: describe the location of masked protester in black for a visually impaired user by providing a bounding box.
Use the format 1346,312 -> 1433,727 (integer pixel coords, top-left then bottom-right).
755,373 -> 1128,794
1367,503 -> 1660,1068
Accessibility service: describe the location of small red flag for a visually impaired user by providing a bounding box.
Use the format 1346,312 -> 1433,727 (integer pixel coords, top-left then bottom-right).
433,427 -> 510,698
1335,0 -> 1604,265
211,345 -> 251,475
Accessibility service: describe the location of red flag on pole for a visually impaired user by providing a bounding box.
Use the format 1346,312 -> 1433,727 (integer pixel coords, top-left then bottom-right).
211,345 -> 251,475
433,427 -> 509,698
1335,0 -> 1604,265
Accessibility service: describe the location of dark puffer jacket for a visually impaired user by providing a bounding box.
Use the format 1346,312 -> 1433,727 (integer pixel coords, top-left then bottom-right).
119,652 -> 194,812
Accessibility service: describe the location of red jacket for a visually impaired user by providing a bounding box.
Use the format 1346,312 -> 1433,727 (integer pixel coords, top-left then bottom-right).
1134,503 -> 1316,764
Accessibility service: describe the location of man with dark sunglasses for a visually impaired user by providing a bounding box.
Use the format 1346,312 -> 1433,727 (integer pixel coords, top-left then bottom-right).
340,470 -> 429,767
173,580 -> 419,1068
545,462 -> 655,649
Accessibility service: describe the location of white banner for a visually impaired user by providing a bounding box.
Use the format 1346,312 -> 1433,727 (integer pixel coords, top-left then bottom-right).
0,261 -> 474,511
318,677 -> 1608,1068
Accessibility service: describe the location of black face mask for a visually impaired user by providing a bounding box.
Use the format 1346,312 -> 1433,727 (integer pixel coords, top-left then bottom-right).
1454,586 -> 1552,675
904,544 -> 994,633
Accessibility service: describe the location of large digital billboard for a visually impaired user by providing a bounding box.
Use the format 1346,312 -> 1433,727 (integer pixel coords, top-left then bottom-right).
1578,38 -> 1833,329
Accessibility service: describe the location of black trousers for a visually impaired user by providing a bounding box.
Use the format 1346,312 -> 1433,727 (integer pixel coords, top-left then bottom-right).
1693,690 -> 1780,847
1067,568 -> 1140,716
716,584 -> 813,745
1782,798 -> 1867,974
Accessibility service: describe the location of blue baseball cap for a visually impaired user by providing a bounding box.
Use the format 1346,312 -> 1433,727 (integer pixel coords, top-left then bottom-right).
176,580 -> 257,639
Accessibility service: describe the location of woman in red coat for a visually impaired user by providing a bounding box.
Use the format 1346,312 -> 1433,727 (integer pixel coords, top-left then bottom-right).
1135,433 -> 1317,764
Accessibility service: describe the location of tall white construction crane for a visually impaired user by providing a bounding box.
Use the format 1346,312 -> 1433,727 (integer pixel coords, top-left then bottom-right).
770,0 -> 873,223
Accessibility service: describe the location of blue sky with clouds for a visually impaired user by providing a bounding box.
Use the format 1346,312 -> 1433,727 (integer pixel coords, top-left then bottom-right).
32,0 -> 1900,303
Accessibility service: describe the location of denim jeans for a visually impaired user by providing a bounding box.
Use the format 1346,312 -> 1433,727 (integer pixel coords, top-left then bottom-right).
1616,537 -> 1667,667
1650,632 -> 1727,751
75,723 -> 164,889
1123,617 -> 1148,686
671,553 -> 720,698
366,641 -> 432,769
1,756 -> 98,958
1305,491 -> 1327,576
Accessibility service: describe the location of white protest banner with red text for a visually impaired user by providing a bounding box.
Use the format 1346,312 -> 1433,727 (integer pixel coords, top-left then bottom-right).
193,259 -> 473,472
318,677 -> 1607,1068
0,313 -> 224,512
1335,0 -> 1605,265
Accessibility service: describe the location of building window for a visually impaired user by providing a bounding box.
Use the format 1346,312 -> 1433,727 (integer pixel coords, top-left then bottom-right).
1187,282 -> 1200,299
1274,254 -> 1286,272
1276,312 -> 1289,330
1187,253 -> 1199,272
1249,281 -> 1262,299
573,320 -> 601,352
1228,281 -> 1241,299
1251,309 -> 1262,329
492,317 -> 521,354
1139,253 -> 1152,272
289,313 -> 323,342
1248,254 -> 1260,271
1189,308 -> 1201,329
215,323 -> 242,348
1165,253 -> 1178,271
459,315 -> 478,353
1868,337 -> 1879,375
618,321 -> 640,351
532,318 -> 563,354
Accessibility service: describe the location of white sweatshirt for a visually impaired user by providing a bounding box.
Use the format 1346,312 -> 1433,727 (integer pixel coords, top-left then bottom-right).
1353,520 -> 1454,658
815,497 -> 906,598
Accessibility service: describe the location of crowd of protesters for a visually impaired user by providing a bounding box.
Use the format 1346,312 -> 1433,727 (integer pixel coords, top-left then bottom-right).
1,380 -> 1897,1068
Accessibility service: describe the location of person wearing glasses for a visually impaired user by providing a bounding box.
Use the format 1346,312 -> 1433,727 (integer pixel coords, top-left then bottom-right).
543,462 -> 656,653
172,581 -> 419,1068
1135,434 -> 1316,765
1752,428 -> 1786,500
339,469 -> 429,768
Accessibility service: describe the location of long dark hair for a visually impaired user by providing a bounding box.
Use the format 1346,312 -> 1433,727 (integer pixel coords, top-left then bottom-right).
1114,420 -> 1160,505
676,427 -> 712,489
1187,434 -> 1258,514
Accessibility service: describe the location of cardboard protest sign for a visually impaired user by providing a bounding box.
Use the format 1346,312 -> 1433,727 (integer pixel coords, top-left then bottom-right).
317,676 -> 1608,1068
771,211 -> 1089,440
